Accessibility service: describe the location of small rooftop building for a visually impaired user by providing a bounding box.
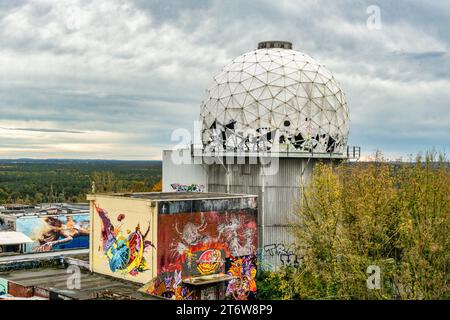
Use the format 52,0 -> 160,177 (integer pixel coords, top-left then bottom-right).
0,231 -> 33,254
87,192 -> 258,300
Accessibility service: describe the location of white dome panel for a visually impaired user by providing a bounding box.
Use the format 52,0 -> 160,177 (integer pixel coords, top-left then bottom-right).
200,42 -> 350,154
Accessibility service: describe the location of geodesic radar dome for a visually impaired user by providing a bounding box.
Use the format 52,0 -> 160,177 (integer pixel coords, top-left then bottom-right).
200,41 -> 349,154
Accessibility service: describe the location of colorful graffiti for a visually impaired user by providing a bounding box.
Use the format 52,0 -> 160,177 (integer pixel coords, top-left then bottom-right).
171,183 -> 205,193
173,212 -> 209,256
95,205 -> 155,276
160,212 -> 257,275
147,198 -> 258,300
15,214 -> 89,252
197,249 -> 223,275
226,256 -> 257,300
143,271 -> 194,300
217,214 -> 257,257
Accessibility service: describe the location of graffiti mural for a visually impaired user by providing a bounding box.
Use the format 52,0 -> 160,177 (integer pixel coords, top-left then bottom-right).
143,197 -> 258,300
173,212 -> 209,256
226,256 -> 257,300
15,214 -> 90,252
142,271 -> 194,300
217,214 -> 257,257
196,249 -> 223,275
95,205 -> 155,276
171,183 -> 205,193
158,211 -> 257,276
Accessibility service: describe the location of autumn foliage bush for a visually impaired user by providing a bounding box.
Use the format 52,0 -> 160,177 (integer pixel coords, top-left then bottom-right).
150,178 -> 162,192
260,152 -> 449,300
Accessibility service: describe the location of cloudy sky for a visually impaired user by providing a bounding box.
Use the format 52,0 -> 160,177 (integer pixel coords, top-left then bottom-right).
0,0 -> 448,160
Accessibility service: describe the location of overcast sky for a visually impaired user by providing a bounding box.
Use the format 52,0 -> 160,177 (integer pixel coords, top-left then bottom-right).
0,0 -> 448,160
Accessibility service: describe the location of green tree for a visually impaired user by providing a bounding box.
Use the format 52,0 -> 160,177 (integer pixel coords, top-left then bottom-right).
266,152 -> 449,300
91,171 -> 121,193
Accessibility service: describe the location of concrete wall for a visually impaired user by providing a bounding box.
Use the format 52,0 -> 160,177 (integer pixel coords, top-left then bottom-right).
89,195 -> 158,284
207,158 -> 318,270
162,149 -> 208,192
161,151 -> 343,270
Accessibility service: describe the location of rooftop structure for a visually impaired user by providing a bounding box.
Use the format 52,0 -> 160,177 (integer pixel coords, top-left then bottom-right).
87,192 -> 258,300
0,203 -> 89,218
0,231 -> 33,246
89,191 -> 252,201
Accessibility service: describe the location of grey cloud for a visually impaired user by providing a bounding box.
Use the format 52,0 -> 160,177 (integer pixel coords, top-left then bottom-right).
0,127 -> 85,134
0,0 -> 449,159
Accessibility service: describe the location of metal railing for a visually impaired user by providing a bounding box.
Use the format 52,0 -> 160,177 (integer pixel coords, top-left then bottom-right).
190,143 -> 361,160
347,146 -> 361,160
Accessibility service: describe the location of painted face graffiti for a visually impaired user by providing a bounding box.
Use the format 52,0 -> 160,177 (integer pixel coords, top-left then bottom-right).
173,212 -> 209,256
217,214 -> 256,257
95,204 -> 155,276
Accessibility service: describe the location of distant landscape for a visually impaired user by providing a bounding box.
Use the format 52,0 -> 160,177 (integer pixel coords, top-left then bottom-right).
0,159 -> 162,204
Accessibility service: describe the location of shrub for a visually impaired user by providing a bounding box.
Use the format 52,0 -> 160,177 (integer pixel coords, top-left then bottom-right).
274,152 -> 449,300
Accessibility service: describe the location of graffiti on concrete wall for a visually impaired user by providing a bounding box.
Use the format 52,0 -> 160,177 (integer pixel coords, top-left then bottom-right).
173,212 -> 209,256
170,183 -> 205,193
195,249 -> 224,275
144,198 -> 258,300
142,270 -> 194,300
218,214 -> 257,257
15,214 -> 90,252
263,243 -> 300,268
95,205 -> 155,276
161,211 -> 257,276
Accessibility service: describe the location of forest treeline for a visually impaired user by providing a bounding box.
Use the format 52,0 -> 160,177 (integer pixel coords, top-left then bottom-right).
0,160 -> 162,204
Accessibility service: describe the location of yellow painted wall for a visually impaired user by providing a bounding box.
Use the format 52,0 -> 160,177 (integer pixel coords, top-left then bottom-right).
89,195 -> 157,284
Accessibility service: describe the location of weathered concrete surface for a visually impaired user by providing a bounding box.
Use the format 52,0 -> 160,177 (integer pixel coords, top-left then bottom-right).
0,251 -> 160,300
0,248 -> 89,264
